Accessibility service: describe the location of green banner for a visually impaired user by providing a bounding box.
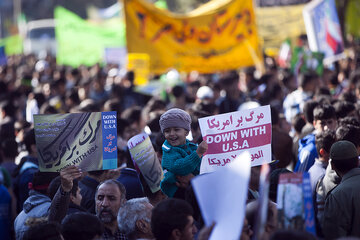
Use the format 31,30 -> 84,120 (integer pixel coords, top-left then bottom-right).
55,6 -> 126,67
345,0 -> 360,38
291,47 -> 324,76
0,35 -> 23,55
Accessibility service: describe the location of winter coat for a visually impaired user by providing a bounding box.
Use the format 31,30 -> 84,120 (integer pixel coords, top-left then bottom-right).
295,133 -> 318,172
14,190 -> 51,240
160,140 -> 201,197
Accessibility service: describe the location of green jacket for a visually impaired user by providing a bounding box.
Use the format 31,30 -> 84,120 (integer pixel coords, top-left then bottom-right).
160,140 -> 201,197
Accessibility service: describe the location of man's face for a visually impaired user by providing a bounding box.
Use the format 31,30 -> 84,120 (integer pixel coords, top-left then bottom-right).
163,127 -> 188,147
95,183 -> 122,224
141,203 -> 154,238
179,216 -> 197,240
313,118 -> 337,132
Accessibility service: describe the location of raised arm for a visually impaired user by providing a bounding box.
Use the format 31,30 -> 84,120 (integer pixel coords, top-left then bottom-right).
48,166 -> 82,222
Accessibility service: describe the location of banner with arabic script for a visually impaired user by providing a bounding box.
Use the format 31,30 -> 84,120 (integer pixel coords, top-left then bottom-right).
128,133 -> 163,193
255,4 -> 306,50
124,0 -> 262,74
198,105 -> 271,173
34,112 -> 118,172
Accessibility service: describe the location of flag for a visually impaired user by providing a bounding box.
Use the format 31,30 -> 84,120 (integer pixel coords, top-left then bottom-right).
345,0 -> 360,38
303,0 -> 344,60
255,4 -> 306,50
277,39 -> 292,68
291,47 -> 324,76
0,35 -> 23,55
55,6 -> 126,67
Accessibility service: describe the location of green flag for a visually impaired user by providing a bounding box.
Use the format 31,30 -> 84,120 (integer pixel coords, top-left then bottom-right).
0,35 -> 23,55
55,6 -> 126,67
291,47 -> 324,76
345,0 -> 360,38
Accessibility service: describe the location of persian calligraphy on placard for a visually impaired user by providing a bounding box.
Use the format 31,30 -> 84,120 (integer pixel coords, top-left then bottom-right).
34,112 -> 118,172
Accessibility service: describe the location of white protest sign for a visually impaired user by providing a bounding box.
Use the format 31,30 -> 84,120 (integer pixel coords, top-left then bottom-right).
192,152 -> 251,240
198,105 -> 271,173
128,133 -> 163,193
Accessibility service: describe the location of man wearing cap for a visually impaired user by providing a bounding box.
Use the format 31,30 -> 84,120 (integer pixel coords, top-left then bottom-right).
323,140 -> 360,239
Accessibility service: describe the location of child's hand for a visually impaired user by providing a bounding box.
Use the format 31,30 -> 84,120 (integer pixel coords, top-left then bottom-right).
197,141 -> 208,157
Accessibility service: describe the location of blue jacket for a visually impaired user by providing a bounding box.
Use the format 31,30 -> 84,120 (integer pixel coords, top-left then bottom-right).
295,133 -> 318,172
14,190 -> 51,240
0,185 -> 11,240
160,140 -> 201,197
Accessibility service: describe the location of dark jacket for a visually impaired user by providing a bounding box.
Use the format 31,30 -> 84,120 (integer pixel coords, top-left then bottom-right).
14,156 -> 39,211
323,168 -> 360,239
79,176 -> 99,214
67,202 -> 87,215
117,168 -> 144,200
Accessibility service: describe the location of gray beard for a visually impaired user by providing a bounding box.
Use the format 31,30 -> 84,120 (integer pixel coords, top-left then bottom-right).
96,209 -> 116,223
98,214 -> 115,223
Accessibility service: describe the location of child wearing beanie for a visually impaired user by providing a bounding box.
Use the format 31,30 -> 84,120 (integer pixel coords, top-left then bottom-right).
159,108 -> 208,198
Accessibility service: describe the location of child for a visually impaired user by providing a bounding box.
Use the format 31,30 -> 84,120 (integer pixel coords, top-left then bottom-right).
159,108 -> 208,198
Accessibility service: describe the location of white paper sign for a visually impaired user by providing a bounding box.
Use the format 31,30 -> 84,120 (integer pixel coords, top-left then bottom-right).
192,152 -> 251,240
198,105 -> 272,173
128,133 -> 163,193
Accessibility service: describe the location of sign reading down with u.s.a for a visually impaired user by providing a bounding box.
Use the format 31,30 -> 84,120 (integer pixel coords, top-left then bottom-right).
34,111 -> 118,172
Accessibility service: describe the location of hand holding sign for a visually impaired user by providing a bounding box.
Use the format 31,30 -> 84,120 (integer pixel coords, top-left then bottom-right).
60,166 -> 82,192
197,141 -> 208,158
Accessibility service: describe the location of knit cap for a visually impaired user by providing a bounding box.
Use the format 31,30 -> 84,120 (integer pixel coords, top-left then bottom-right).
330,140 -> 358,161
159,108 -> 191,133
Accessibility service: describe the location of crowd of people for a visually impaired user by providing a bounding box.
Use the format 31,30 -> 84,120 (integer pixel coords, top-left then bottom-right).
0,36 -> 360,240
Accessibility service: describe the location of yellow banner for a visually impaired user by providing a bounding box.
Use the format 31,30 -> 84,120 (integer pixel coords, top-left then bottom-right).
345,0 -> 360,38
255,4 -> 306,50
128,53 -> 150,85
124,0 -> 262,74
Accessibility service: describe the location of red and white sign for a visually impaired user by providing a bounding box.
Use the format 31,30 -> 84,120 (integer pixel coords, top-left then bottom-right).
198,105 -> 272,173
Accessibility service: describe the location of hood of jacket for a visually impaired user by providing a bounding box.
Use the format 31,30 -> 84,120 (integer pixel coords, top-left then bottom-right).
323,163 -> 341,195
23,190 -> 51,213
298,133 -> 315,151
